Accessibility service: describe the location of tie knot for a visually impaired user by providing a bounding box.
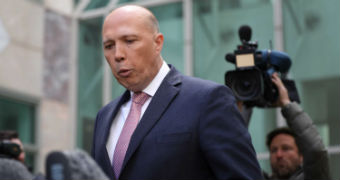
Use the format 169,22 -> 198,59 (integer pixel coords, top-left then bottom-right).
132,92 -> 150,105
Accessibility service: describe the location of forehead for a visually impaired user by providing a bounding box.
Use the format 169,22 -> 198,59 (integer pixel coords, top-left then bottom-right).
270,134 -> 296,147
103,16 -> 139,34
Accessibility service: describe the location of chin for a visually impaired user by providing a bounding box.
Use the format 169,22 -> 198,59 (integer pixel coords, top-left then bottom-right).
124,84 -> 141,92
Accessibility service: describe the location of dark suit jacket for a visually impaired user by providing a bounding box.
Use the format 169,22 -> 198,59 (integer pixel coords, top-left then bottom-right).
92,66 -> 262,179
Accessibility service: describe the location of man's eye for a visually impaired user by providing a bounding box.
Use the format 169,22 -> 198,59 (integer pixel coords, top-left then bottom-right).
104,44 -> 114,49
282,146 -> 292,151
126,39 -> 135,44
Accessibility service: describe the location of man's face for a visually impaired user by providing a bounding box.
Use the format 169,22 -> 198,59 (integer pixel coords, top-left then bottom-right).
269,134 -> 303,179
102,9 -> 164,92
11,138 -> 25,163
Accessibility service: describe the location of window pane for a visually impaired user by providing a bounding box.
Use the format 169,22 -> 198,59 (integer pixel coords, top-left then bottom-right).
283,0 -> 340,79
150,2 -> 184,73
300,78 -> 340,146
118,0 -> 137,4
85,0 -> 110,11
74,0 -> 80,7
77,17 -> 104,152
0,96 -> 35,144
26,0 -> 43,4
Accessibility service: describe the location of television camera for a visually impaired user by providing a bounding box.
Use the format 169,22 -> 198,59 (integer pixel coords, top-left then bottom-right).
225,25 -> 300,107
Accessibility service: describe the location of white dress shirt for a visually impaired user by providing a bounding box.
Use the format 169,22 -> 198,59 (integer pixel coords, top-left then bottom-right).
106,61 -> 170,163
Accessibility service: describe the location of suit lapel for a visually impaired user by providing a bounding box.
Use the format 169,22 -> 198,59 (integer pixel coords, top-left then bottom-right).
98,90 -> 130,179
121,67 -> 182,172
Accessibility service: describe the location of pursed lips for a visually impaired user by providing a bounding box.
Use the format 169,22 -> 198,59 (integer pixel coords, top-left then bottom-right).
118,68 -> 132,77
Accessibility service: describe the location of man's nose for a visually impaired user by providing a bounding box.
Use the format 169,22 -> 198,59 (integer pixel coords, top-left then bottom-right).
115,43 -> 125,62
275,149 -> 284,158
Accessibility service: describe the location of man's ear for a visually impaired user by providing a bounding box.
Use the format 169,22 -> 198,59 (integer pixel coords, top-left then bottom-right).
299,154 -> 303,164
154,33 -> 164,54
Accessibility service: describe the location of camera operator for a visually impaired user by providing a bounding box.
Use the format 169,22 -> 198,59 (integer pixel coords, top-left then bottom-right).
0,130 -> 37,179
239,73 -> 330,180
0,130 -> 25,163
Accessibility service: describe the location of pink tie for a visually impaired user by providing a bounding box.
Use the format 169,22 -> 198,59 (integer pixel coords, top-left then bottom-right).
113,92 -> 150,178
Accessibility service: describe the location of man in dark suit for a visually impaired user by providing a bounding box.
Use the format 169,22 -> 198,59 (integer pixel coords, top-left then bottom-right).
92,5 -> 263,180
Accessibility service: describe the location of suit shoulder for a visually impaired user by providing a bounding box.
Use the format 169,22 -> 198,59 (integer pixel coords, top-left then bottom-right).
182,75 -> 229,91
167,65 -> 229,91
180,75 -> 235,101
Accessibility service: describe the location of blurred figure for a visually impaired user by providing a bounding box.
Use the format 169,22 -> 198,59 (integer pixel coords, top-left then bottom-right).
0,130 -> 25,163
0,158 -> 33,180
239,73 -> 330,179
46,149 -> 109,180
0,130 -> 34,180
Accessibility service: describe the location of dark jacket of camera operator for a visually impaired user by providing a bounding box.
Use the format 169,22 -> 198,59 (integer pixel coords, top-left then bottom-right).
240,73 -> 330,180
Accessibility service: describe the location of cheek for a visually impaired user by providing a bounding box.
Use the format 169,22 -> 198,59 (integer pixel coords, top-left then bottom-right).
105,56 -> 117,71
270,155 -> 277,162
105,53 -> 113,63
104,50 -> 111,58
291,152 -> 301,160
19,152 -> 25,160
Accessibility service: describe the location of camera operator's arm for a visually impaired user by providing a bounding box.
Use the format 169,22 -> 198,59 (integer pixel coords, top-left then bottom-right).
271,73 -> 330,179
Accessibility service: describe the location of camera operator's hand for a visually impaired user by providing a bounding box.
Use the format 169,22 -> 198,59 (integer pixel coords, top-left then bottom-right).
271,73 -> 291,107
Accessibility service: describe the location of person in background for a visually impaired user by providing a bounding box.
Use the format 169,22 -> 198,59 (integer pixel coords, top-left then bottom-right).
0,130 -> 25,163
240,73 -> 330,179
92,4 -> 262,180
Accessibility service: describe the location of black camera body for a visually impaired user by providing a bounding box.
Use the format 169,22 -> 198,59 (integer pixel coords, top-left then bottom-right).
225,25 -> 300,107
0,140 -> 22,159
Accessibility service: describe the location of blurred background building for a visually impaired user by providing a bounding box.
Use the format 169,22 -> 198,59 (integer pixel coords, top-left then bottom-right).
0,0 -> 339,178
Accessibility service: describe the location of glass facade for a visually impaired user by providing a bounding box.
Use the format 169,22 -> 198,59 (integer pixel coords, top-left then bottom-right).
77,17 -> 104,152
75,0 -> 340,178
118,0 -> 138,4
85,0 -> 110,10
150,2 -> 184,73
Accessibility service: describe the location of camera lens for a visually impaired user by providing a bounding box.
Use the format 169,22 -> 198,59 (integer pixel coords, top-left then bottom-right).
234,78 -> 256,96
225,68 -> 263,101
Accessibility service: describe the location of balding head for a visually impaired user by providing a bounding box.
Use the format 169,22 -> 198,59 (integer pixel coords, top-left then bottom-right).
105,5 -> 159,34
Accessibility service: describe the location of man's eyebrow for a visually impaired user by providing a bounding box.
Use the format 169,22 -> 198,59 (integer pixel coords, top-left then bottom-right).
103,35 -> 139,44
123,35 -> 138,38
103,39 -> 113,44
